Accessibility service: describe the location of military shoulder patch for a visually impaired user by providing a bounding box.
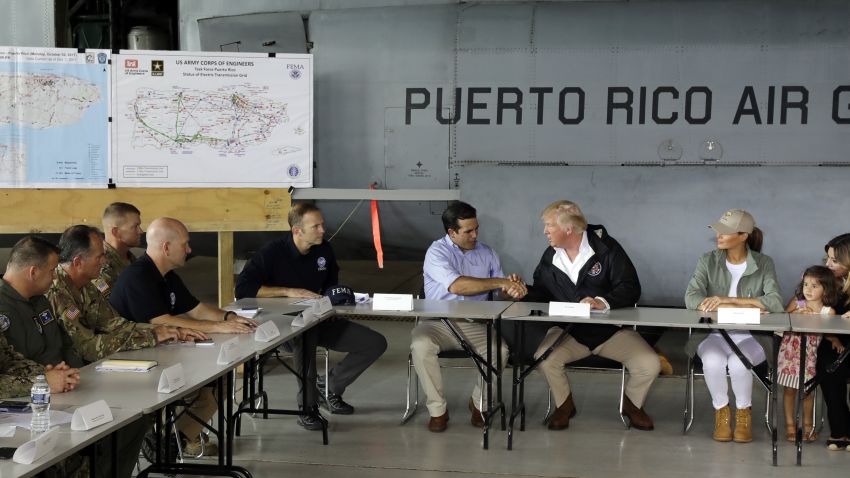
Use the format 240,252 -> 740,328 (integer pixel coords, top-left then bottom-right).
94,278 -> 110,293
64,306 -> 81,321
38,310 -> 55,326
0,314 -> 9,333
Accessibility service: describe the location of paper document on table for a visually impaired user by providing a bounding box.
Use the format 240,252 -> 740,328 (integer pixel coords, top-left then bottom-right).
96,359 -> 158,372
293,299 -> 318,306
236,308 -> 262,318
0,424 -> 15,437
5,410 -> 72,430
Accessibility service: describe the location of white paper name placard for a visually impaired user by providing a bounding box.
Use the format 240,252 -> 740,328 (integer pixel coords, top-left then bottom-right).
548,301 -> 591,318
717,308 -> 761,325
157,363 -> 186,394
292,299 -> 334,327
13,427 -> 58,464
254,320 -> 281,342
217,337 -> 241,365
71,400 -> 113,431
372,293 -> 414,311
315,296 -> 333,316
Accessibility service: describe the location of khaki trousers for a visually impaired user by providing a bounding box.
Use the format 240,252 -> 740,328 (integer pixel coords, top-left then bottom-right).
410,319 -> 509,417
536,327 -> 660,408
176,386 -> 217,441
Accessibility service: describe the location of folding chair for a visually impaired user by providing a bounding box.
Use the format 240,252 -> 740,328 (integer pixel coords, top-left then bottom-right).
682,355 -> 774,434
401,316 -> 472,424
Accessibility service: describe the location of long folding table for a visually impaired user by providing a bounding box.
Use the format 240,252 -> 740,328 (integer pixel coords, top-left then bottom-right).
499,303 -> 790,465
788,312 -> 850,465
224,298 -> 330,464
0,407 -> 140,478
334,299 -> 514,449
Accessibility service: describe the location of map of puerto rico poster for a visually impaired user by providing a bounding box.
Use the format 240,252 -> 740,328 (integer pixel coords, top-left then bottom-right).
0,47 -> 110,188
113,50 -> 312,188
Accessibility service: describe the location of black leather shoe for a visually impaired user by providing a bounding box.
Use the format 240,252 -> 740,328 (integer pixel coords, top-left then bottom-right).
297,412 -> 325,431
319,392 -> 355,414
317,378 -> 355,414
141,431 -> 178,463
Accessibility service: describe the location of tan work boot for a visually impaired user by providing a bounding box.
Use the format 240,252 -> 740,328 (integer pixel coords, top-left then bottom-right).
713,405 -> 732,442
734,407 -> 753,443
184,438 -> 218,457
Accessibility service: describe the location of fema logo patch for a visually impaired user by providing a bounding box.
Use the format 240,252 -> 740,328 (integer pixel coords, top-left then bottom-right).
170,292 -> 177,307
317,257 -> 327,271
287,165 -> 300,178
0,314 -> 9,333
289,69 -> 302,80
97,53 -> 107,64
588,261 -> 603,277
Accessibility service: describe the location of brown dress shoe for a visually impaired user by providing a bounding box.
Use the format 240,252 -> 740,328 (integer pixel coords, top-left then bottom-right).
428,411 -> 449,432
621,395 -> 654,431
547,393 -> 577,430
469,398 -> 488,428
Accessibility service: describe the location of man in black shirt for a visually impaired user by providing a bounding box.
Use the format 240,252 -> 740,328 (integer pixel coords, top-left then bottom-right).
109,217 -> 257,456
236,203 -> 387,430
110,217 -> 255,333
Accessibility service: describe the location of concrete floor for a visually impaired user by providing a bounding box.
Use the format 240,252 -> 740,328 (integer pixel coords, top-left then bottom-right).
2,249 -> 845,476
165,319 -> 847,478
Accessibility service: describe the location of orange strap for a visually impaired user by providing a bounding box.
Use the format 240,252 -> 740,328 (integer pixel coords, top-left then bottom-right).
369,183 -> 384,269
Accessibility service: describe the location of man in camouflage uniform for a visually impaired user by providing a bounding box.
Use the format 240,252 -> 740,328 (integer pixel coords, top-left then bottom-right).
0,237 -> 87,478
0,334 -> 80,399
1,335 -> 86,478
97,202 -> 143,293
48,225 -> 206,363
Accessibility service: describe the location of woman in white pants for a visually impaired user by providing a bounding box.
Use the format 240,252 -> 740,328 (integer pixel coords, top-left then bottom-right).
684,209 -> 784,443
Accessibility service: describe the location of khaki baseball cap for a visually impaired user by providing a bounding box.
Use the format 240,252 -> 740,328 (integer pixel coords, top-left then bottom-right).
709,209 -> 755,235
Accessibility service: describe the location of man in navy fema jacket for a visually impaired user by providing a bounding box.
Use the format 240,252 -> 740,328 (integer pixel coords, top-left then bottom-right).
235,203 -> 386,430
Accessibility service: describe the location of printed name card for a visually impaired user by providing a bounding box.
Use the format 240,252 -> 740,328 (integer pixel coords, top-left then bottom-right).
717,308 -> 761,325
217,337 -> 241,365
372,293 -> 414,311
254,320 -> 281,342
315,296 -> 333,316
71,400 -> 113,431
548,301 -> 591,318
157,363 -> 186,394
13,427 -> 58,464
292,300 -> 334,327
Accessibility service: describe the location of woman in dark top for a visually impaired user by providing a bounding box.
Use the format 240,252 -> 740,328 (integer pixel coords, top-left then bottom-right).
817,233 -> 850,450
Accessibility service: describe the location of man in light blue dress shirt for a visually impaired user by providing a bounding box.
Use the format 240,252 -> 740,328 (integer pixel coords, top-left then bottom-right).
412,201 -> 526,432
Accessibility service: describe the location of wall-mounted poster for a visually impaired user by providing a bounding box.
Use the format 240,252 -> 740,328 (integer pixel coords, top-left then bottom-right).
0,47 -> 110,188
112,50 -> 312,188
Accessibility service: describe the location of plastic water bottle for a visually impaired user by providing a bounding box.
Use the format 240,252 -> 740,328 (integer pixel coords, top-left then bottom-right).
30,375 -> 50,434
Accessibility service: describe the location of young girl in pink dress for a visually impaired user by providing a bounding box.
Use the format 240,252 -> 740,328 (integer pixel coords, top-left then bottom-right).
779,265 -> 839,441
